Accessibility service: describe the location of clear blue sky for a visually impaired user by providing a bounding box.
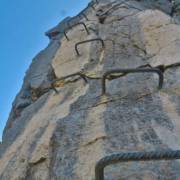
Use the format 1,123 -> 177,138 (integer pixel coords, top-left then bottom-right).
0,0 -> 90,140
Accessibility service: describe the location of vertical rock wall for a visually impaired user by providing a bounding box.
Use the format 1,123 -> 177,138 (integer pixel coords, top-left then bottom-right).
0,0 -> 180,179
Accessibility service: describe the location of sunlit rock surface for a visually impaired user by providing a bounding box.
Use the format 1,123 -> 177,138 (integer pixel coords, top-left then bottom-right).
0,0 -> 180,179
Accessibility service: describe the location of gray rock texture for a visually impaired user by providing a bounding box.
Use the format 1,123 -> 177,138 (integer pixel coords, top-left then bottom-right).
0,0 -> 180,179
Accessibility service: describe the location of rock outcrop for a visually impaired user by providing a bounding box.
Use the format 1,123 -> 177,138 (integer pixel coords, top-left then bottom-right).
1,0 -> 180,179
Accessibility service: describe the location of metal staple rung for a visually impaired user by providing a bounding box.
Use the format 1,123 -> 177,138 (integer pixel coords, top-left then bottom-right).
81,13 -> 89,21
95,150 -> 180,180
64,22 -> 90,41
75,38 -> 105,56
102,68 -> 164,95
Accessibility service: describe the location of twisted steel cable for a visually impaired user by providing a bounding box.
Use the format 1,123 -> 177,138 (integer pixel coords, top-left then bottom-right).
95,150 -> 180,180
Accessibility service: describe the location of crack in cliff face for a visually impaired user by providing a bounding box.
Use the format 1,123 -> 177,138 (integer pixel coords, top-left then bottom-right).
13,61 -> 179,107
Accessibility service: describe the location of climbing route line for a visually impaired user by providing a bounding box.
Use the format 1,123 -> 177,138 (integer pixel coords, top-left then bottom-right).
95,150 -> 180,180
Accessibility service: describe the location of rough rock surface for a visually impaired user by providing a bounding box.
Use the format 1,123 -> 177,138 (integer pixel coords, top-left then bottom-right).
1,0 -> 180,179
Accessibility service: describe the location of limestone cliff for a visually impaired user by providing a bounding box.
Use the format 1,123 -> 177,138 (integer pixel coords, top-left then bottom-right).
1,0 -> 180,179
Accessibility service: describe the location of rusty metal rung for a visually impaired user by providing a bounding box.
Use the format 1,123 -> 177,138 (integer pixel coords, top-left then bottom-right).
75,38 -> 105,56
102,68 -> 164,95
64,22 -> 90,41
81,13 -> 89,21
95,150 -> 180,180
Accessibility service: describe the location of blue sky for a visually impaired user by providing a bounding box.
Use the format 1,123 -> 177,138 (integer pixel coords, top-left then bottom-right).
0,0 -> 90,140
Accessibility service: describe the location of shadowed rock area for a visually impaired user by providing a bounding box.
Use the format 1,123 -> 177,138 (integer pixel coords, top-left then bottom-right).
0,0 -> 180,179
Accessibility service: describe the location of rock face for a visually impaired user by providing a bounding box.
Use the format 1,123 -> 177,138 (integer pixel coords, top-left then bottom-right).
1,0 -> 180,179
